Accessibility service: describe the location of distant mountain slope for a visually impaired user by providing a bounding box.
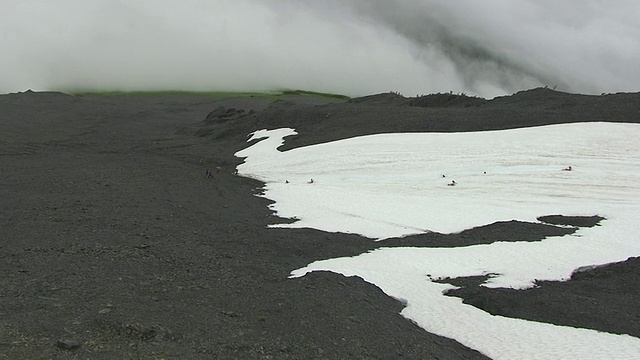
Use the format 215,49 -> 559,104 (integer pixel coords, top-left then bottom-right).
193,87 -> 640,152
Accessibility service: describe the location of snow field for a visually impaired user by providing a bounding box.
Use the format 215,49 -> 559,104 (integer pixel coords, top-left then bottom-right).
235,122 -> 640,359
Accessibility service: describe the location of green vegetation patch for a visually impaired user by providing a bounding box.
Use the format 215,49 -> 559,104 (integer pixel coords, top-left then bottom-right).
69,89 -> 350,100
279,89 -> 350,100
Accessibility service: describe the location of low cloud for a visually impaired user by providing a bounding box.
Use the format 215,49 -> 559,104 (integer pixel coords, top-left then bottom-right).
2,0 -> 639,98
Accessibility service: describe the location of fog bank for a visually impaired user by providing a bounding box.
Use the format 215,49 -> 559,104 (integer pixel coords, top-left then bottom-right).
2,0 -> 639,98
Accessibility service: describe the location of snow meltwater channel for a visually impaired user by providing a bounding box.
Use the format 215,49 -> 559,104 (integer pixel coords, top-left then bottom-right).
235,122 -> 640,359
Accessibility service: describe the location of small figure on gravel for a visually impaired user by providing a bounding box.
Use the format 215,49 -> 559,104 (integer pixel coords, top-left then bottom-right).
216,166 -> 222,173
205,169 -> 212,178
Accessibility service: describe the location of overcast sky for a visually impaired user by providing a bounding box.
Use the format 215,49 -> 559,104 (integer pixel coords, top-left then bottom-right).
2,0 -> 639,98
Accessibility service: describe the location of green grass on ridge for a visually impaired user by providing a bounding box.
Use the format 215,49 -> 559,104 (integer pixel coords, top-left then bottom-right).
69,89 -> 350,100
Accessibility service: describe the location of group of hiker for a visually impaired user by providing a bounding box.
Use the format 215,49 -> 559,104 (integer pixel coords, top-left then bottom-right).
213,166 -> 572,186
284,179 -> 313,184
205,166 -> 240,178
441,166 -> 571,187
205,167 -> 221,178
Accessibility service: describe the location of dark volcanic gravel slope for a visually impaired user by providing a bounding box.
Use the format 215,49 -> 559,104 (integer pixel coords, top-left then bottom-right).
196,87 -> 640,152
0,91 -> 487,359
1,88 -> 639,358
440,256 -> 640,338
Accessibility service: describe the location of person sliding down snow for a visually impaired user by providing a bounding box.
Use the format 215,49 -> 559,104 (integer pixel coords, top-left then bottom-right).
448,180 -> 456,186
308,179 -> 314,184
563,166 -> 572,171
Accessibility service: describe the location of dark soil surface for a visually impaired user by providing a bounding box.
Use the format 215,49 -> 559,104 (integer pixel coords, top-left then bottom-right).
439,256 -> 640,338
537,215 -> 605,227
1,88 -> 639,359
